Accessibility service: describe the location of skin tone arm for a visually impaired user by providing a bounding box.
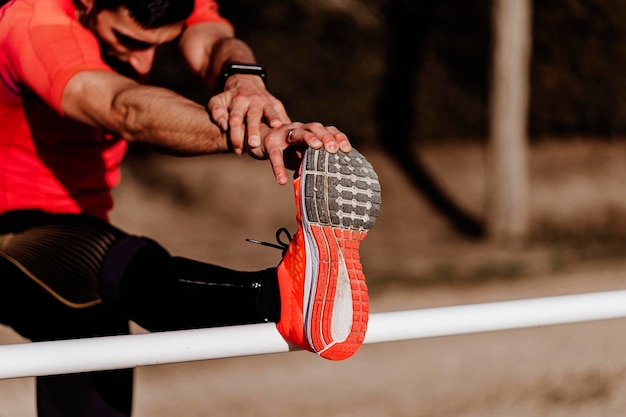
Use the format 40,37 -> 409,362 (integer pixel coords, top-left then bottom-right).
178,22 -> 352,157
61,70 -> 349,184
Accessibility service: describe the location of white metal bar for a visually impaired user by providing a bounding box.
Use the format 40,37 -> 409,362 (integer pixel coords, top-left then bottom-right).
1,290 -> 626,379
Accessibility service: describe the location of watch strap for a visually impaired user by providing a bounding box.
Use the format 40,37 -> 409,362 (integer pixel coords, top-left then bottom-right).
220,62 -> 267,90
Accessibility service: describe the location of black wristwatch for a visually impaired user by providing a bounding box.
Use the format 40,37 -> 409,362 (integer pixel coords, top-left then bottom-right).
220,62 -> 267,90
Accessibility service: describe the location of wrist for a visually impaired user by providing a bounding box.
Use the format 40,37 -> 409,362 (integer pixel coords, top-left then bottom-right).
220,62 -> 267,91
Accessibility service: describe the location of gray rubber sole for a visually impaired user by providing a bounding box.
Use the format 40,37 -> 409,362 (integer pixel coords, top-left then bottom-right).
302,147 -> 381,231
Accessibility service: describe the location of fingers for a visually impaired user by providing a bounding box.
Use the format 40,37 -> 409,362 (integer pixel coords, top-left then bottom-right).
208,91 -> 291,155
213,74 -> 292,154
266,99 -> 291,127
286,123 -> 352,153
208,79 -> 353,185
268,146 -> 288,185
208,93 -> 247,155
207,94 -> 229,132
270,123 -> 353,184
246,98 -> 289,149
253,127 -> 290,184
228,96 -> 248,154
243,98 -> 263,148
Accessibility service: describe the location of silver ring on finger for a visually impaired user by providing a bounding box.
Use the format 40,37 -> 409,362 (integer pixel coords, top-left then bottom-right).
286,128 -> 295,144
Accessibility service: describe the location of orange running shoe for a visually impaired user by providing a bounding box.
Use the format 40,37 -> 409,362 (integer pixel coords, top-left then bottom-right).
276,146 -> 381,360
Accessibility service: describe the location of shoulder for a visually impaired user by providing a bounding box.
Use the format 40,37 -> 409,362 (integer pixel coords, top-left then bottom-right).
2,0 -> 94,51
3,0 -> 101,62
2,0 -> 78,30
1,0 -> 109,113
185,0 -> 232,28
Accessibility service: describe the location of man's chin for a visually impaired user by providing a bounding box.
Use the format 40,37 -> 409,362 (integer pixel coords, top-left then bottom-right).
103,56 -> 141,80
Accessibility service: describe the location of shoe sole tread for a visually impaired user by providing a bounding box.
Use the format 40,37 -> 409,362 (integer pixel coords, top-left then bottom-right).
301,147 -> 380,360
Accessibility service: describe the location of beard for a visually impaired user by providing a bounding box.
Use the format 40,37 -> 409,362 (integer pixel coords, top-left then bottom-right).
101,53 -> 141,80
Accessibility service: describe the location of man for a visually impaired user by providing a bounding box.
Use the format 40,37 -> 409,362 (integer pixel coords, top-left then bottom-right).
0,0 -> 381,416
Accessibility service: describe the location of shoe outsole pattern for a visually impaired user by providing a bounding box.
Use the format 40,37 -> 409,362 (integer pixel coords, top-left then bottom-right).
300,147 -> 381,360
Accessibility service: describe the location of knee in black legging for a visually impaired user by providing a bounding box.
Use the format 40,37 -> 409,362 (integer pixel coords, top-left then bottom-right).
99,235 -> 171,311
100,236 -> 280,332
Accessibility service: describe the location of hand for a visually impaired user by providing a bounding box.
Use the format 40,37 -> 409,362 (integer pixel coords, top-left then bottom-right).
246,122 -> 353,185
207,74 -> 290,155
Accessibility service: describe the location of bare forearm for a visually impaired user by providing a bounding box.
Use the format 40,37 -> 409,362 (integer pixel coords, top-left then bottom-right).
62,71 -> 228,156
112,85 -> 228,155
204,37 -> 256,87
179,23 -> 257,90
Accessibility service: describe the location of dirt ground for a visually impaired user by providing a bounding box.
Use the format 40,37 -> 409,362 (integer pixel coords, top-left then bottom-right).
2,140 -> 626,416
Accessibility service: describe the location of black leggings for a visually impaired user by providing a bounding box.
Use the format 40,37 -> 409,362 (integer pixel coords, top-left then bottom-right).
0,210 -> 280,417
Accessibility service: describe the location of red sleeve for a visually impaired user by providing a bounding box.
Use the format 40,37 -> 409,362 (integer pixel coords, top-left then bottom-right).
185,0 -> 232,28
1,0 -> 113,115
14,22 -> 113,115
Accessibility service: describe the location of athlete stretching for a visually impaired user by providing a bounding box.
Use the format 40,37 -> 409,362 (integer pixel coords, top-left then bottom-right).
0,0 -> 381,416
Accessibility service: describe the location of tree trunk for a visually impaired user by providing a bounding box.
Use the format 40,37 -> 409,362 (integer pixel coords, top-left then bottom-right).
486,0 -> 532,245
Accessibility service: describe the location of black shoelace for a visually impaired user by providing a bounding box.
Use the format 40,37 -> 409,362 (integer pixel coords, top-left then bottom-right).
245,227 -> 292,256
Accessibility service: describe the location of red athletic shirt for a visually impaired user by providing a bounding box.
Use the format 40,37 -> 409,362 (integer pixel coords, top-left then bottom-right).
0,0 -> 228,220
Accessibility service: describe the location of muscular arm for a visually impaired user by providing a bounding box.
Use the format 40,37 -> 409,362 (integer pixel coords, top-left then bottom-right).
178,22 -> 290,154
60,69 -> 349,185
61,70 -> 228,156
178,22 -> 254,91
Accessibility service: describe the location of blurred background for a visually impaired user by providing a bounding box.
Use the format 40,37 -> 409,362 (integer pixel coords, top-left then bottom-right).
4,0 -> 626,416
159,0 -> 626,140
139,0 -> 626,286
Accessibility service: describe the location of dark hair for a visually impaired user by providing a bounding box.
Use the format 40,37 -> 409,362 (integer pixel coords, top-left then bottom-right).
93,0 -> 194,28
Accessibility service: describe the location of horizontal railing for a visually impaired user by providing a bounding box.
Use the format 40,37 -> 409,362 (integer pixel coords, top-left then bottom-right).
1,290 -> 626,379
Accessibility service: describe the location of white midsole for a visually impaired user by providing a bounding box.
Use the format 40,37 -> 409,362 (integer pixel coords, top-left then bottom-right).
301,150 -> 353,349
